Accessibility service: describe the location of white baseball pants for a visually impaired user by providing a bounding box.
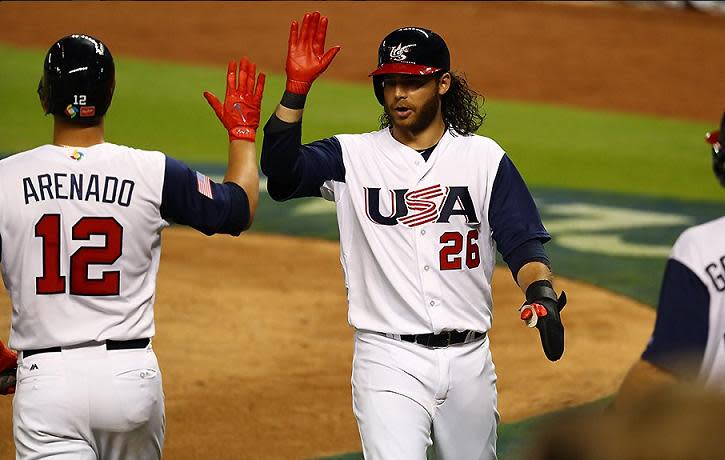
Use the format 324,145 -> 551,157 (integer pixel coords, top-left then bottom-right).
13,343 -> 164,460
352,330 -> 498,460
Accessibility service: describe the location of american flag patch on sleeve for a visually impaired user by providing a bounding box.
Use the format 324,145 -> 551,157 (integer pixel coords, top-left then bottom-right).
196,171 -> 213,199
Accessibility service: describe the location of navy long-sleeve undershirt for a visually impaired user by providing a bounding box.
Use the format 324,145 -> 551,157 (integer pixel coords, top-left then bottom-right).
160,156 -> 250,236
642,258 -> 710,379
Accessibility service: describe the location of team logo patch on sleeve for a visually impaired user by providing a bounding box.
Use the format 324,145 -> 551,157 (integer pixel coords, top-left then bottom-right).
196,171 -> 213,199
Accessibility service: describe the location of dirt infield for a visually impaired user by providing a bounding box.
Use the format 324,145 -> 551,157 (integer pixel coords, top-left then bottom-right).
0,229 -> 654,459
1,1 -> 722,458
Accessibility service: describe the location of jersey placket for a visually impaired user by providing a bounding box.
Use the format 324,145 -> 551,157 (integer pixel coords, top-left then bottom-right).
408,145 -> 446,333
414,223 -> 444,331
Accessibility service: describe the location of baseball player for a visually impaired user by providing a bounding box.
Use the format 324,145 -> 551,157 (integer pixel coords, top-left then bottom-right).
615,111 -> 725,406
0,34 -> 264,459
261,13 -> 566,459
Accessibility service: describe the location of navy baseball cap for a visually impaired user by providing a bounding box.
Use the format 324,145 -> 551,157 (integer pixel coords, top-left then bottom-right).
369,27 -> 450,77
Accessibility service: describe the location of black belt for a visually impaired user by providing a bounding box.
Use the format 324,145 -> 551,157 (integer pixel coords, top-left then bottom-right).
23,338 -> 150,358
398,330 -> 486,348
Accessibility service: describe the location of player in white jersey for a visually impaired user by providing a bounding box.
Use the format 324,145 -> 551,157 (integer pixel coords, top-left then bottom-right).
616,111 -> 725,406
261,13 -> 567,459
0,34 -> 264,459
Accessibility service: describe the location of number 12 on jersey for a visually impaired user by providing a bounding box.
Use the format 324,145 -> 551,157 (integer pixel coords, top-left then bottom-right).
35,214 -> 123,296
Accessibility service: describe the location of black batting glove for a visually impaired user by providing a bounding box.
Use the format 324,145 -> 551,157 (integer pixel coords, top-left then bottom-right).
0,367 -> 16,395
519,280 -> 567,361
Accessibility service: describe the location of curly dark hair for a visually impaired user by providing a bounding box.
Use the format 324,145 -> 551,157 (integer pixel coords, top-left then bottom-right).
379,71 -> 485,136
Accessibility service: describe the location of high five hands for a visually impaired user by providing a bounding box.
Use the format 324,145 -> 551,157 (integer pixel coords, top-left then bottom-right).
286,11 -> 341,95
204,58 -> 265,142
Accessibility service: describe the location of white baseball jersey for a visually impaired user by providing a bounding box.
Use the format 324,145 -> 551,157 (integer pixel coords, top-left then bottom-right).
0,142 -> 248,350
262,120 -> 549,460
264,127 -> 550,335
642,216 -> 725,390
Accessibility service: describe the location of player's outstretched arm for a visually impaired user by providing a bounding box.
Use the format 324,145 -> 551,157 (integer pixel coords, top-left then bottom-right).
158,58 -> 264,236
261,11 -> 343,202
488,153 -> 566,361
204,57 -> 264,226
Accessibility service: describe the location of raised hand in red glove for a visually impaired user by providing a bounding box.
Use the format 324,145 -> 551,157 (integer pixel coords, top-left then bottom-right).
0,340 -> 17,395
286,11 -> 341,95
204,57 -> 265,142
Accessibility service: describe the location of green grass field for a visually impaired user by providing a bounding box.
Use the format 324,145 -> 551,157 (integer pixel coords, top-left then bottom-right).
1,42 -> 722,460
1,43 -> 721,202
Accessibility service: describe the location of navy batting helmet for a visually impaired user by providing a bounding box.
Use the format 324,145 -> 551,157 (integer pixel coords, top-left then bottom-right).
38,34 -> 115,123
369,27 -> 450,105
706,111 -> 725,187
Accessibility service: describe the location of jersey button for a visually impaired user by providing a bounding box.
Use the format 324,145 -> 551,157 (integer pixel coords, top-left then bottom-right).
424,265 -> 430,271
429,300 -> 435,306
420,229 -> 426,235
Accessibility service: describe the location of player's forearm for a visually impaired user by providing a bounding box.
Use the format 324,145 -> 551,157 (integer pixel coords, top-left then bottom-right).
276,102 -> 304,123
260,111 -> 308,201
516,260 -> 554,294
260,96 -> 305,178
224,140 -> 259,226
274,88 -> 308,123
202,57 -> 264,228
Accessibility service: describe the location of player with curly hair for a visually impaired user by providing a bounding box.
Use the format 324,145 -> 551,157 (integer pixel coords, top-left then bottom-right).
262,12 -> 566,459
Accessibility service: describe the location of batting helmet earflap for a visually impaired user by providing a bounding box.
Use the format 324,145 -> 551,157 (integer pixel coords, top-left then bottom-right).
706,111 -> 725,187
369,27 -> 450,105
38,34 -> 115,123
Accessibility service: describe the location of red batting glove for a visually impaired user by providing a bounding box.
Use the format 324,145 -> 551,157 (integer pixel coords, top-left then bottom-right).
0,341 -> 17,395
519,303 -> 549,325
706,130 -> 721,152
286,11 -> 341,95
204,57 -> 265,142
0,341 -> 16,372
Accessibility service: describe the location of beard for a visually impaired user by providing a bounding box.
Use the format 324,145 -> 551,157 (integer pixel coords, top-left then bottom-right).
384,94 -> 441,134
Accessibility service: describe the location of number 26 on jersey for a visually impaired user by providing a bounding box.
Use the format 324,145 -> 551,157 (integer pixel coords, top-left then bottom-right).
439,229 -> 480,270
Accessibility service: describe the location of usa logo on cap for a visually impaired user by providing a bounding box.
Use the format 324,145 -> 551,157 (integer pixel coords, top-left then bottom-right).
389,43 -> 417,62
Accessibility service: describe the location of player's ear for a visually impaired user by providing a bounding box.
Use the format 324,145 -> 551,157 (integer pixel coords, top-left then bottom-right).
438,72 -> 451,96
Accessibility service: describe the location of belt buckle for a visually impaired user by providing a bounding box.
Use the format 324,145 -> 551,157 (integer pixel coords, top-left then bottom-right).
431,331 -> 452,348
